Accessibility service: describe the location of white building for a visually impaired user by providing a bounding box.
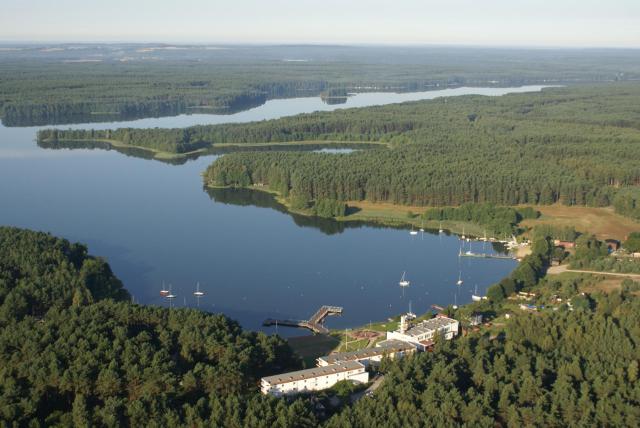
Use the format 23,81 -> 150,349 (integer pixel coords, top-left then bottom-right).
386,315 -> 459,351
316,340 -> 415,368
261,361 -> 368,396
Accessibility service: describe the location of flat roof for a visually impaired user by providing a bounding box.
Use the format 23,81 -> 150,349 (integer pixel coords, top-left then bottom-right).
318,341 -> 414,365
262,361 -> 364,386
402,316 -> 457,338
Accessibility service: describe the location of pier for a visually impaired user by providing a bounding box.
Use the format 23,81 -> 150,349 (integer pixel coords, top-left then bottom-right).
263,305 -> 343,334
459,251 -> 515,260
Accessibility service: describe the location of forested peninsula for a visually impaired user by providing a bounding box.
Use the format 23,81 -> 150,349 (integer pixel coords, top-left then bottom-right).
198,84 -> 640,217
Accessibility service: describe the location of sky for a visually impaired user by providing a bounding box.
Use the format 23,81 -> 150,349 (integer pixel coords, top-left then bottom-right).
1,0 -> 639,47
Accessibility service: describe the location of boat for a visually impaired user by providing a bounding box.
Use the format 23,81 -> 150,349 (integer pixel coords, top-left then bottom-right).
165,284 -> 176,300
438,221 -> 443,233
407,301 -> 416,319
472,285 -> 482,301
419,221 -> 424,233
409,227 -> 418,236
456,271 -> 463,286
193,282 -> 205,297
399,271 -> 410,287
160,281 -> 170,297
461,227 -> 466,240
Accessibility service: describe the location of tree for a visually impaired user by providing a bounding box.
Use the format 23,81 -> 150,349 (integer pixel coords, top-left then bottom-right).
623,232 -> 640,253
487,283 -> 505,302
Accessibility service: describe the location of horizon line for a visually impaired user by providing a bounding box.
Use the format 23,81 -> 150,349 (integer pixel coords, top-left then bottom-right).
1,40 -> 640,50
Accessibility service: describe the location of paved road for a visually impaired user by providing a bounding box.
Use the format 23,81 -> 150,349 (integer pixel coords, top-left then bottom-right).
351,375 -> 385,403
548,264 -> 640,279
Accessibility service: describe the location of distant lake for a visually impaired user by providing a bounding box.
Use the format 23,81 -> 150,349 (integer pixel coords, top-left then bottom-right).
0,87 -> 543,334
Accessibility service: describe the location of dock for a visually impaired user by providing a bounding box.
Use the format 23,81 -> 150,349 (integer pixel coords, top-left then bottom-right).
459,251 -> 515,260
263,305 -> 343,334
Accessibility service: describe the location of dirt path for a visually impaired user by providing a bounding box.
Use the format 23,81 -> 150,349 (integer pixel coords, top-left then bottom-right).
547,264 -> 640,280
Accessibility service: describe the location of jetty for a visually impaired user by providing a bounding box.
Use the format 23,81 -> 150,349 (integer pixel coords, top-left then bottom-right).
263,305 -> 343,334
459,251 -> 515,260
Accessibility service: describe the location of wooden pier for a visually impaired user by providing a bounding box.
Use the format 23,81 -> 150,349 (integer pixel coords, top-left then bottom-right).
263,305 -> 343,334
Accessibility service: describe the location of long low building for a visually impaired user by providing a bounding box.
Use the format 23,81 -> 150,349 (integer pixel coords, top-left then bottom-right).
260,361 -> 368,396
386,315 -> 459,351
317,340 -> 415,367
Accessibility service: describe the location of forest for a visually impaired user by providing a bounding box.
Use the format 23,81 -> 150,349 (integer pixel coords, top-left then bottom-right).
5,44 -> 640,126
197,84 -> 640,216
1,226 -> 638,426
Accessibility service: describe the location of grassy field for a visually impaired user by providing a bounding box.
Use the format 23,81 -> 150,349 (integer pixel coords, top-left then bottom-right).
521,205 -> 640,241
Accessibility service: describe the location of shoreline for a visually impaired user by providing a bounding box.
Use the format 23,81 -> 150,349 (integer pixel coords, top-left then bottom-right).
207,183 -> 515,240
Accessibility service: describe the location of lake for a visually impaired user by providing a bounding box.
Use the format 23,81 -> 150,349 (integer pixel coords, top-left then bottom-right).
0,87 -> 540,335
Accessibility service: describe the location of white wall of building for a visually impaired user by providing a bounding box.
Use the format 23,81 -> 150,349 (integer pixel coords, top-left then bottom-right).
261,365 -> 368,396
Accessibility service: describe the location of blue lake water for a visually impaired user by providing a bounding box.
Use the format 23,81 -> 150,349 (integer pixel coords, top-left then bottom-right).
0,87 -> 543,334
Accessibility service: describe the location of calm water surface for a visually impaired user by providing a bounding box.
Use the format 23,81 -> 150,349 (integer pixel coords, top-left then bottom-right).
0,88 -> 540,334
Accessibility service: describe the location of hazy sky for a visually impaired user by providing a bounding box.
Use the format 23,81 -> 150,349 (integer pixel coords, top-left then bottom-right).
2,0 -> 639,47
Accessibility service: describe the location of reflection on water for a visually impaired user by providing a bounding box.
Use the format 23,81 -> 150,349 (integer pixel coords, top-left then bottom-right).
207,187 -> 362,236
38,138 -> 373,164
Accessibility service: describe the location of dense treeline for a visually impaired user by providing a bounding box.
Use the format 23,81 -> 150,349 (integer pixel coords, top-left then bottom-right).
0,227 -> 315,426
198,84 -> 640,212
422,203 -> 538,237
5,44 -> 640,125
614,188 -> 640,220
328,290 -> 640,427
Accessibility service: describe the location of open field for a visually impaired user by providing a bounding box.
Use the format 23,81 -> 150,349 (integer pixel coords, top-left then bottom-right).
521,205 -> 640,241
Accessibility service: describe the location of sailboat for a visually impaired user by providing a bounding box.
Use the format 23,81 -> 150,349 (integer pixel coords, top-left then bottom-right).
472,285 -> 482,302
193,282 -> 205,297
409,226 -> 418,236
165,284 -> 176,300
456,271 -> 464,286
160,281 -> 170,297
461,227 -> 466,240
407,301 -> 416,319
438,221 -> 444,234
399,271 -> 411,287
419,221 -> 424,233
